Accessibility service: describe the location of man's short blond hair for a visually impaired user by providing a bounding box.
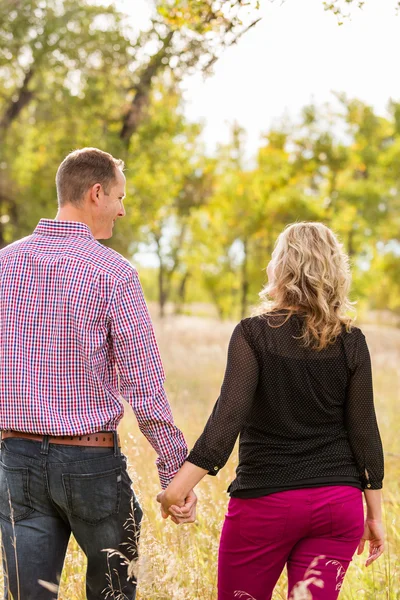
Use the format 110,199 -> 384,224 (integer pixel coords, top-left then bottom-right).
56,147 -> 125,207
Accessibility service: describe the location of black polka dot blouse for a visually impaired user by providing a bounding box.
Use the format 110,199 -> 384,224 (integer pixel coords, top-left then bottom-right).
186,312 -> 384,498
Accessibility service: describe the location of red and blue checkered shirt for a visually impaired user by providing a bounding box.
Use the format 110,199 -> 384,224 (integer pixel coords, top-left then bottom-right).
0,219 -> 188,487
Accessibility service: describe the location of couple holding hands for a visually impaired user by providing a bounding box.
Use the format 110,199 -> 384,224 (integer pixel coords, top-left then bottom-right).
0,148 -> 384,600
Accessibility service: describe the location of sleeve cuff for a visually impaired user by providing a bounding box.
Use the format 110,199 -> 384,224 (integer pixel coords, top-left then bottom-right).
361,475 -> 383,490
186,451 -> 222,476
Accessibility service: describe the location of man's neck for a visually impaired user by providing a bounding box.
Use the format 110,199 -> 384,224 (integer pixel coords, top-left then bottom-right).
55,206 -> 93,232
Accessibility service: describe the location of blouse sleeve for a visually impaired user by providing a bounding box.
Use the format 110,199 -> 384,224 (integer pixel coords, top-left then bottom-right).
345,331 -> 384,490
186,321 -> 259,475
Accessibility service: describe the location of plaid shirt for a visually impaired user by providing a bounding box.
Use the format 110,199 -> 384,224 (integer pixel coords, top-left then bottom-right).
0,219 -> 188,487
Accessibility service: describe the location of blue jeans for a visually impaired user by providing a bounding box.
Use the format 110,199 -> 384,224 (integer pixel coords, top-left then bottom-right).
0,435 -> 143,600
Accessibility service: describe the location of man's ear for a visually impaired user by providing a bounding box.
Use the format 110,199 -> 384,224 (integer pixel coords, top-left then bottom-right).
90,183 -> 102,204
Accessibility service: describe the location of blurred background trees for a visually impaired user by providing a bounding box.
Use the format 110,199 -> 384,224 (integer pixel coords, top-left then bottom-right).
1,0 -> 399,320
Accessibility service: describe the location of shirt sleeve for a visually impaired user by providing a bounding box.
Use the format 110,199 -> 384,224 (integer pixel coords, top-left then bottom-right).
109,272 -> 188,489
186,321 -> 259,475
345,331 -> 384,490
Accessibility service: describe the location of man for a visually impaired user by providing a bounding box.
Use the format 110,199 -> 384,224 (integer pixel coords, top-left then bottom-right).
0,147 -> 195,600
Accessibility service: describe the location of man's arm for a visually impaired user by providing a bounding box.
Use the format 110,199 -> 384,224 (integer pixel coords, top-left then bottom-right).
109,271 -> 188,488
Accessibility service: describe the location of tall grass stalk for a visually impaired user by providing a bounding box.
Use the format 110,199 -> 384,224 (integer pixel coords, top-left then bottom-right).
0,314 -> 398,599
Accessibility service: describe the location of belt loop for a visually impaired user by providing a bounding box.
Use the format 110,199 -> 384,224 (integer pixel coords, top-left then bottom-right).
113,431 -> 120,457
40,435 -> 50,455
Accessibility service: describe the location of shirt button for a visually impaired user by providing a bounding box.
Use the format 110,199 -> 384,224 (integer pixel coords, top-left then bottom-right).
214,466 -> 219,471
367,484 -> 371,488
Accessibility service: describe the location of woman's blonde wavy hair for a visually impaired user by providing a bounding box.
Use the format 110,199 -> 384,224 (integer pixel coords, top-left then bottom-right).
256,222 -> 355,350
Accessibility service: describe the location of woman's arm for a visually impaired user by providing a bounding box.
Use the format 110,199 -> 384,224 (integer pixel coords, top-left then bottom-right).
184,322 -> 260,476
345,331 -> 385,565
357,489 -> 385,566
364,488 -> 382,521
157,462 -> 208,522
158,321 -> 260,519
162,462 -> 208,505
345,331 -> 384,490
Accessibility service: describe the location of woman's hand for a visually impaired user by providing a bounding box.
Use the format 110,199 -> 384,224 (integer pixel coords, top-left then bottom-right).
156,461 -> 207,524
157,489 -> 198,525
357,519 -> 385,566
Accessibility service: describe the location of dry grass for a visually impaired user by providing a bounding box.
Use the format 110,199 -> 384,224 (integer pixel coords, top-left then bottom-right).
1,314 -> 399,599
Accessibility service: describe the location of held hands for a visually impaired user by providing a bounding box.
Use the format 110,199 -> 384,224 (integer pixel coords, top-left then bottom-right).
357,519 -> 385,566
156,461 -> 207,525
156,488 -> 197,525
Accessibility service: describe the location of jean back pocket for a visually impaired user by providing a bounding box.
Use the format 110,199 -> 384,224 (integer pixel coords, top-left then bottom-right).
63,467 -> 122,524
0,462 -> 33,522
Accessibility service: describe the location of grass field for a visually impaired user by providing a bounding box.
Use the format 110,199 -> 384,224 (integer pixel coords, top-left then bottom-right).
1,313 -> 399,599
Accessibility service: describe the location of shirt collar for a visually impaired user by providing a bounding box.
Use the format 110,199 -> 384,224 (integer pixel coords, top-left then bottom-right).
34,219 -> 95,240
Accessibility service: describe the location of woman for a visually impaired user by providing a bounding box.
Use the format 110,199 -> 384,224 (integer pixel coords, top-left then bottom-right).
158,222 -> 384,600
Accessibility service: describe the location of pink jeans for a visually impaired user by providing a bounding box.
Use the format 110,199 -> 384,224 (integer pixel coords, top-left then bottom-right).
218,486 -> 364,600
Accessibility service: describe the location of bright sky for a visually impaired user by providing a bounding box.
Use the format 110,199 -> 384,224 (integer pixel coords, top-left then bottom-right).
116,0 -> 400,154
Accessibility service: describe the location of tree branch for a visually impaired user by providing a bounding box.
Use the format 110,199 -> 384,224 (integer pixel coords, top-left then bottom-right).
202,17 -> 262,72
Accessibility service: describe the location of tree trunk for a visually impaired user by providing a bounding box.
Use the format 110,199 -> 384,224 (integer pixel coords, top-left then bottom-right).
241,238 -> 249,319
0,222 -> 5,249
0,67 -> 35,136
155,237 -> 167,318
0,186 -> 5,248
0,184 -> 18,248
175,271 -> 190,315
159,265 -> 167,318
120,31 -> 175,145
348,228 -> 355,258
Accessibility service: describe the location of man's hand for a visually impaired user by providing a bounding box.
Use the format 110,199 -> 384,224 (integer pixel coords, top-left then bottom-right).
156,489 -> 197,525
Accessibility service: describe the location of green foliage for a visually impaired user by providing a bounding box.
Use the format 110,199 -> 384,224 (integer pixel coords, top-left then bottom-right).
0,0 -> 399,321
154,0 -> 261,74
0,0 -> 133,245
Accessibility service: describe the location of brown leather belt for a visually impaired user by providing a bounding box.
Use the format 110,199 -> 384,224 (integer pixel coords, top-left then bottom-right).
1,430 -> 120,448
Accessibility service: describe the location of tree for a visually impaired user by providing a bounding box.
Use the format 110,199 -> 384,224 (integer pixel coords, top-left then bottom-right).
195,124 -> 322,319
0,0 -> 132,247
0,0 -> 261,249
125,86 -> 212,317
0,0 -> 131,138
120,0 -> 261,145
